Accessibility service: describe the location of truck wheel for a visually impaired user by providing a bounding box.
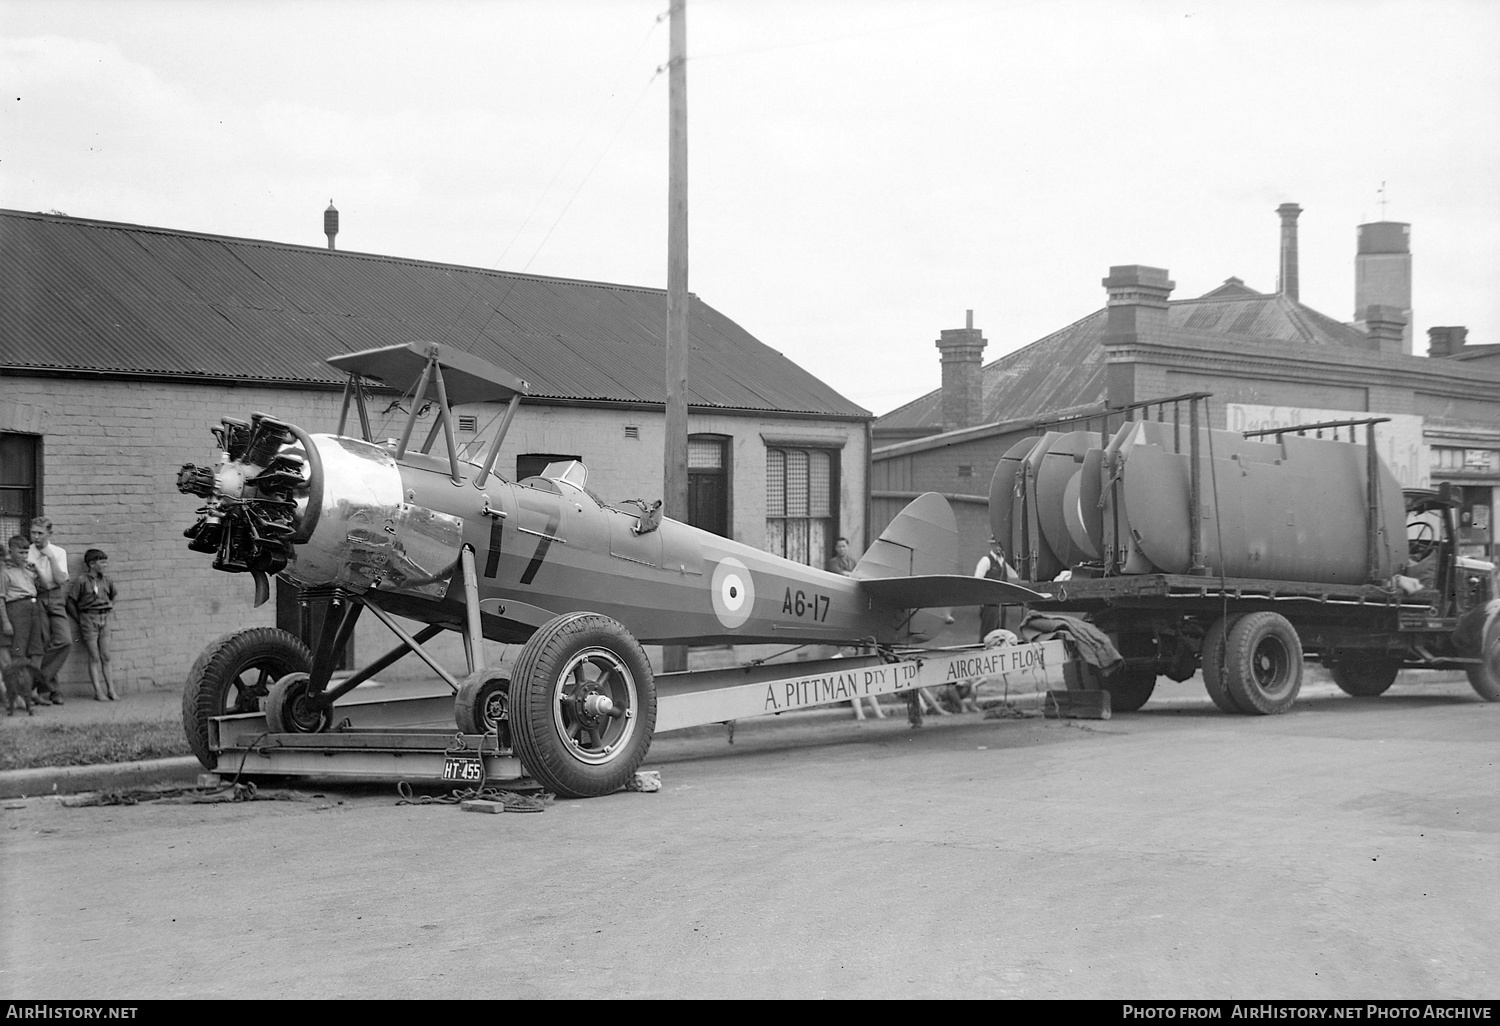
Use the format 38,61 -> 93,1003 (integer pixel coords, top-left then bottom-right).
1105,665 -> 1156,712
1222,612 -> 1303,715
1200,616 -> 1243,714
455,669 -> 512,737
508,612 -> 656,798
182,628 -> 312,769
1463,605 -> 1500,702
1329,654 -> 1400,698
264,672 -> 334,734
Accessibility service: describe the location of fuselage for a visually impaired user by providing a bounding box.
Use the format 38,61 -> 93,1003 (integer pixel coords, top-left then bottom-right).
244,432 -> 936,647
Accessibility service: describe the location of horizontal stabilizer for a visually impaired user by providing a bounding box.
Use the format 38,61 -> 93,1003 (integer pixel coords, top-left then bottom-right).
858,574 -> 1049,610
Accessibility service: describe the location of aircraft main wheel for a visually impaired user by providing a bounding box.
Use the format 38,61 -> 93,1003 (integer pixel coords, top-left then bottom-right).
508,612 -> 656,799
455,669 -> 512,737
182,628 -> 312,769
1105,665 -> 1156,712
1222,612 -> 1303,715
1200,615 -> 1244,714
264,672 -> 334,734
1329,653 -> 1400,698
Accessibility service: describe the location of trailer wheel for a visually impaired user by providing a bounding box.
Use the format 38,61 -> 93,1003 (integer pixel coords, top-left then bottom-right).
264,672 -> 334,734
1105,666 -> 1156,712
455,669 -> 512,738
1200,616 -> 1243,714
182,628 -> 312,769
1222,612 -> 1303,715
508,612 -> 656,798
1329,654 -> 1400,698
1463,605 -> 1500,702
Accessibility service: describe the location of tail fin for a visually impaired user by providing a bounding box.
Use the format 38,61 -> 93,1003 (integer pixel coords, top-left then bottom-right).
853,493 -> 1047,607
853,492 -> 961,579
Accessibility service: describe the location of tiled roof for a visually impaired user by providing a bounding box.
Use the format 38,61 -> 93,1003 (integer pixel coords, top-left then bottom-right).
876,287 -> 1373,436
0,210 -> 869,419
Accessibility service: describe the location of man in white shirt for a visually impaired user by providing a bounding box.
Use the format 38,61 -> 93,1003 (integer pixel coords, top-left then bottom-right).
27,516 -> 71,704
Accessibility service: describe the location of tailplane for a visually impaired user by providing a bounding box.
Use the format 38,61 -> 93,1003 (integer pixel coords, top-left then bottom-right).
853,493 -> 1047,607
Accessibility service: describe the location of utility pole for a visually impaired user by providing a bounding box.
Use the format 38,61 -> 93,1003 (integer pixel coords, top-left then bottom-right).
664,0 -> 688,522
663,0 -> 689,673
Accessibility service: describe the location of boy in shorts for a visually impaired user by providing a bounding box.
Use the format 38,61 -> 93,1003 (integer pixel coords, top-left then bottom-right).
66,548 -> 119,701
2,535 -> 46,691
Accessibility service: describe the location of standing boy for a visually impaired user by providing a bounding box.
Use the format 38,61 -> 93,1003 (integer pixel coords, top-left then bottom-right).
2,535 -> 46,693
27,517 -> 70,704
66,549 -> 119,701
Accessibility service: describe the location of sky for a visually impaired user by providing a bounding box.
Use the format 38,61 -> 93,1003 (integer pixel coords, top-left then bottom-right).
3,0 -> 1498,417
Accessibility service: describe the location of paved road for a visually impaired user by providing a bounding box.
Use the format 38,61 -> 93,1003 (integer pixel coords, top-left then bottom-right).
2,675 -> 1496,999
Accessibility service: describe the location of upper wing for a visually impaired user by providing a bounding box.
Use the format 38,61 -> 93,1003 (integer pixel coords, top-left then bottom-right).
856,574 -> 1049,609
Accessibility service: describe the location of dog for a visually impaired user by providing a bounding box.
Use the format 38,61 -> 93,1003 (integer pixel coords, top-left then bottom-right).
1,662 -> 43,716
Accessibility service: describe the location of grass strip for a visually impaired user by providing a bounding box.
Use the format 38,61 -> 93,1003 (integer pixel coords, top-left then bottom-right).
0,721 -> 191,771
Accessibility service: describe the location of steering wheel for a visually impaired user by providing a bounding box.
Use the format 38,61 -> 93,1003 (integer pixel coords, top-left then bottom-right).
1408,520 -> 1438,562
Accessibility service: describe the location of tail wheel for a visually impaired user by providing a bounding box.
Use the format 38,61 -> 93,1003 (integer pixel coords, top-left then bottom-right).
182,628 -> 311,769
1330,653 -> 1400,698
1222,612 -> 1303,715
264,672 -> 334,734
509,613 -> 655,798
1201,615 -> 1244,714
455,669 -> 512,740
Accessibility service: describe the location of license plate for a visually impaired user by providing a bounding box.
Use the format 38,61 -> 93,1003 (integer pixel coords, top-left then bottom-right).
442,756 -> 483,783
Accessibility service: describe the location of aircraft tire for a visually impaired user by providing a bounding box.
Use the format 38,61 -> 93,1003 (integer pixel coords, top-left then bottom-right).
264,672 -> 334,734
1222,612 -> 1303,715
455,669 -> 512,737
1104,665 -> 1156,713
508,612 -> 656,798
1200,615 -> 1244,714
182,628 -> 312,769
1329,653 -> 1400,698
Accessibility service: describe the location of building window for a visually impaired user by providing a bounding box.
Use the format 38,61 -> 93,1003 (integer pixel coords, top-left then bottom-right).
0,433 -> 40,541
688,435 -> 731,538
766,447 -> 837,567
457,415 -> 478,433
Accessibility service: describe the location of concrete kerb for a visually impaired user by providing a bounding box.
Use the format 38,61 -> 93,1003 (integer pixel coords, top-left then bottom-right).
0,756 -> 204,800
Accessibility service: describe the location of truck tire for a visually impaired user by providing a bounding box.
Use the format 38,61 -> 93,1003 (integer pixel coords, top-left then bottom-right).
508,612 -> 656,798
1200,615 -> 1244,714
1222,612 -> 1303,715
182,628 -> 312,770
1104,665 -> 1156,712
1329,653 -> 1400,698
1463,604 -> 1500,702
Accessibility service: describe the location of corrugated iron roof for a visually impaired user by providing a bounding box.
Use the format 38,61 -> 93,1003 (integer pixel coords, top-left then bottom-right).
0,210 -> 869,419
876,286 -> 1376,436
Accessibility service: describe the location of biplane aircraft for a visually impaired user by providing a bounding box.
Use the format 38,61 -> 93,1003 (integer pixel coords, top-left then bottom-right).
177,342 -> 1045,796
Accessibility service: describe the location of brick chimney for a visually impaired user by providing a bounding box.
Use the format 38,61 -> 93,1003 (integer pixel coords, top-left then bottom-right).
935,310 -> 987,431
1276,203 -> 1302,300
1428,326 -> 1468,358
1355,220 -> 1412,353
1362,305 -> 1407,355
1102,265 -> 1174,407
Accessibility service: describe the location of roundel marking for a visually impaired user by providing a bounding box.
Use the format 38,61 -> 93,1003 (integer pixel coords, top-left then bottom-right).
710,557 -> 755,629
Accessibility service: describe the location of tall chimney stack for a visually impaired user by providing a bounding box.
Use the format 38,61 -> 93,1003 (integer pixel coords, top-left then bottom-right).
324,200 -> 339,251
935,310 -> 987,432
1355,220 -> 1412,354
1276,203 -> 1302,301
